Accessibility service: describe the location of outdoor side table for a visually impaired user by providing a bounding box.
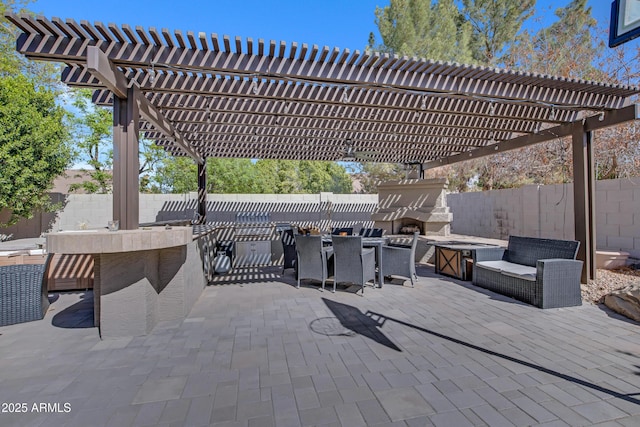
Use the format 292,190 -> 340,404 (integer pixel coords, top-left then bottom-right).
434,243 -> 497,281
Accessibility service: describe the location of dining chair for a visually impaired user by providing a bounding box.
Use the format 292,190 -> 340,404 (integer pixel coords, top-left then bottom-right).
370,228 -> 384,237
358,228 -> 372,237
381,231 -> 419,287
295,235 -> 332,290
331,235 -> 376,294
280,229 -> 297,275
331,227 -> 353,236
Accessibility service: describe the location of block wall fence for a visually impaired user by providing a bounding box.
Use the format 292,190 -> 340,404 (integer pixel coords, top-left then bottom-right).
2,178 -> 638,258
0,192 -> 379,239
447,178 -> 640,258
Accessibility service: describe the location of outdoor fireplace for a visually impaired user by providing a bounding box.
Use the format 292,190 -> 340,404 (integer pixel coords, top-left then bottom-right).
371,178 -> 452,236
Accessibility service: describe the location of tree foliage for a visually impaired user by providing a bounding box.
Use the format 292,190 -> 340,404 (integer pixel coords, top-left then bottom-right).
150,157 -> 354,194
0,2 -> 71,225
149,156 -> 197,194
69,89 -> 170,193
462,0 -> 535,65
371,0 -> 474,63
357,163 -> 405,193
0,75 -> 71,225
69,89 -> 113,193
506,0 -> 602,78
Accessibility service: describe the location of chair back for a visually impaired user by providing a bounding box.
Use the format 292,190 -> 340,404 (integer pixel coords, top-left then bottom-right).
332,236 -> 364,284
294,234 -> 322,265
331,227 -> 353,236
281,229 -> 296,270
370,228 -> 384,237
506,236 -> 580,267
295,234 -> 332,287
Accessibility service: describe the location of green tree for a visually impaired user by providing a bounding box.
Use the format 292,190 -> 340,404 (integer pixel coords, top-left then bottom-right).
357,163 -> 405,193
139,139 -> 169,193
297,161 -> 352,193
462,0 -> 535,65
69,89 -> 113,193
254,159 -> 300,193
371,0 -> 474,63
0,2 -> 71,225
507,0 -> 603,78
207,158 -> 261,193
0,75 -> 71,225
70,89 -> 170,193
151,156 -> 198,193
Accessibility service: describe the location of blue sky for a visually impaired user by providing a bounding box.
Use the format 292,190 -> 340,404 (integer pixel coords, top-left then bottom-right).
29,1 -> 637,54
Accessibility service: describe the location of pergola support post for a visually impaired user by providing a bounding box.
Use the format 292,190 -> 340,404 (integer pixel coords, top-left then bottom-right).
572,123 -> 596,283
197,160 -> 207,223
112,85 -> 140,230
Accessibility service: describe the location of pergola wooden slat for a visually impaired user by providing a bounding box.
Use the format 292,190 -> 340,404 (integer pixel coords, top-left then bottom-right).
7,13 -> 640,281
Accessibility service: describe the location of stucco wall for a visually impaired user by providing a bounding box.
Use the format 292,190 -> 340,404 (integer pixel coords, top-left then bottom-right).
447,178 -> 640,258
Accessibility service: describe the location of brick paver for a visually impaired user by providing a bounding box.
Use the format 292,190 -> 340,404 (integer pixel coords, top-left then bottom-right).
1,265 -> 640,426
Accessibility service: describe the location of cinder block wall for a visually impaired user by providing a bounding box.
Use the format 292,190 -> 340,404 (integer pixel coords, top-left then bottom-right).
1,192 -> 379,239
447,178 -> 640,258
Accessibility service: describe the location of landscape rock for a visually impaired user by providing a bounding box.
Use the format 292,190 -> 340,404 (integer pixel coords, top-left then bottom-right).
603,284 -> 640,322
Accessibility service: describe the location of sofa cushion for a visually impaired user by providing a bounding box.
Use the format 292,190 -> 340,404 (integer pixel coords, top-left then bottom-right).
476,260 -> 537,282
476,260 -> 508,273
501,265 -> 537,281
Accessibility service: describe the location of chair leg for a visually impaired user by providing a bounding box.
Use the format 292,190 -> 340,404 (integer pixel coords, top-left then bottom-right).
333,281 -> 336,293
297,278 -> 300,289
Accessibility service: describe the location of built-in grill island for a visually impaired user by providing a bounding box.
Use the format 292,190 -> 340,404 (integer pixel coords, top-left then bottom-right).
231,212 -> 274,267
371,178 -> 452,236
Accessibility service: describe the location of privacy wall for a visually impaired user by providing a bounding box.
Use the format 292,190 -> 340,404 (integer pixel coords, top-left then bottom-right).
447,178 -> 640,258
0,192 -> 379,240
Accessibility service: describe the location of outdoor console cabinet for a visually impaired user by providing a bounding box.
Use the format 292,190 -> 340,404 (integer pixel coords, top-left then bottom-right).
47,227 -> 206,338
434,243 -> 498,281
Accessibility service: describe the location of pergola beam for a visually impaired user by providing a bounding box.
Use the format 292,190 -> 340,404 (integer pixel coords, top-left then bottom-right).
86,46 -> 203,164
423,104 -> 640,169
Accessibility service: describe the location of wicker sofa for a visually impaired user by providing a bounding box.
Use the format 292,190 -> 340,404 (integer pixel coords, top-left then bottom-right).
472,236 -> 583,309
0,260 -> 51,326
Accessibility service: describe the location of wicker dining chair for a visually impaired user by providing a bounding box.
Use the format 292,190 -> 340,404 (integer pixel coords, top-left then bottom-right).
281,229 -> 297,275
381,232 -> 419,287
331,235 -> 376,294
295,235 -> 333,290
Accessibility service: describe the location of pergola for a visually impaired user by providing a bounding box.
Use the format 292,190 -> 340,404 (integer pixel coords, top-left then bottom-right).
7,14 -> 640,281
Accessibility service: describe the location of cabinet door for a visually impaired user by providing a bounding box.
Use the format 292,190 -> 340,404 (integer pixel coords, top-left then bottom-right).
437,248 -> 462,279
235,241 -> 271,266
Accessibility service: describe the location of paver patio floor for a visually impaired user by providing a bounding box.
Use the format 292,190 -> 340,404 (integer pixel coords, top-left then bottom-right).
1,265 -> 639,426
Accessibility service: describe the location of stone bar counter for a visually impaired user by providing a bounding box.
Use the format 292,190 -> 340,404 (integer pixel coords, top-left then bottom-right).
46,226 -> 207,338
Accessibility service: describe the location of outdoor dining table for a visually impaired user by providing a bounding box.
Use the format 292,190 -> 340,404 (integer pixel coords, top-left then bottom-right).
321,235 -> 389,288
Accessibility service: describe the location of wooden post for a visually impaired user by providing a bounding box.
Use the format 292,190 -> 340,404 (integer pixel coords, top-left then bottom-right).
197,160 -> 207,223
112,85 -> 140,230
572,123 -> 596,283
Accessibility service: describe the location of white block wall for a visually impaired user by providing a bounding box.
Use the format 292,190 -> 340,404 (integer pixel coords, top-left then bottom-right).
447,178 -> 640,258
1,192 -> 378,239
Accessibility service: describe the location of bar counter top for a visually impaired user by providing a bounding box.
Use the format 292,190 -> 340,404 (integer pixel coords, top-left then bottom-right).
46,226 -> 193,254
